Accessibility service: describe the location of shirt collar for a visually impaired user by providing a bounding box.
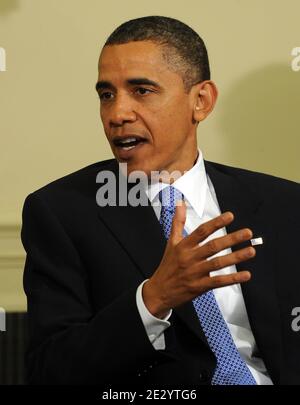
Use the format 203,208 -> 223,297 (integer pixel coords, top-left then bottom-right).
145,149 -> 208,218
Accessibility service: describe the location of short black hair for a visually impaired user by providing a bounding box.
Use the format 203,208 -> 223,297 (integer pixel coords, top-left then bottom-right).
104,16 -> 210,92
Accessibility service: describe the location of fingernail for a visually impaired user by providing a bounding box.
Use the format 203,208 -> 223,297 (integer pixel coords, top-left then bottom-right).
241,271 -> 251,281
247,247 -> 255,257
223,211 -> 233,221
241,229 -> 252,239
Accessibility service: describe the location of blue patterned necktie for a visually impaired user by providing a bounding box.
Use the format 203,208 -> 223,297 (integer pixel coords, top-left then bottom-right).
159,185 -> 256,385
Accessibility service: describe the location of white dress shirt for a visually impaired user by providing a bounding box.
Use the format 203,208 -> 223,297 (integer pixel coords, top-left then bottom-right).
135,150 -> 273,385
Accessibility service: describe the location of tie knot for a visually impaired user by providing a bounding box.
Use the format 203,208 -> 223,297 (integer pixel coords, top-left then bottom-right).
158,186 -> 184,210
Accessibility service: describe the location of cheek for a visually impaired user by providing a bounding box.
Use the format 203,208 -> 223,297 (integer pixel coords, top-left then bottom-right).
150,106 -> 190,144
100,109 -> 109,133
159,96 -> 191,127
100,107 -> 105,123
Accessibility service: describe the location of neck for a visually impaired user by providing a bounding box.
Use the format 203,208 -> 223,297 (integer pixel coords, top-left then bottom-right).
157,146 -> 199,184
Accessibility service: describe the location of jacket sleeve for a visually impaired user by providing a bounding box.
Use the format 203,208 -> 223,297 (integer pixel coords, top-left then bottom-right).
21,192 -> 167,385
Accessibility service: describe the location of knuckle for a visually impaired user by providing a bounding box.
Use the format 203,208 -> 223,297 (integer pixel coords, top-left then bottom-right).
196,224 -> 208,240
174,244 -> 181,255
238,248 -> 252,260
169,239 -> 177,248
228,233 -> 237,244
231,273 -> 240,283
239,249 -> 248,260
211,276 -> 224,288
187,280 -> 201,295
210,256 -> 222,271
215,216 -> 225,229
175,247 -> 187,268
206,239 -> 218,255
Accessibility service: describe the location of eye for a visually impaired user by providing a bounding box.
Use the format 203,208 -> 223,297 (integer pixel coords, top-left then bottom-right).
135,87 -> 153,95
99,92 -> 114,101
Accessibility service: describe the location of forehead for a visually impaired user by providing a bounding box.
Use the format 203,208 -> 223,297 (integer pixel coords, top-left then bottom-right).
98,41 -> 171,79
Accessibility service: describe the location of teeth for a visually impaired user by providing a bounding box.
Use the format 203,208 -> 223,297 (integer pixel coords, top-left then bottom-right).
122,145 -> 136,150
120,137 -> 137,144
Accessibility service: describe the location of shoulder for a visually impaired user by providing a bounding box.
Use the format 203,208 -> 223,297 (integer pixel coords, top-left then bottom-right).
22,158 -> 117,214
205,160 -> 299,195
29,159 -> 116,196
205,160 -> 300,220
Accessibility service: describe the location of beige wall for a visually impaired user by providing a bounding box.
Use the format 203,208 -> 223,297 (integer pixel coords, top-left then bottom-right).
0,0 -> 299,311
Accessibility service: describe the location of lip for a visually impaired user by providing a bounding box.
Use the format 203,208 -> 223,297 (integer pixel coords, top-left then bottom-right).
113,140 -> 148,160
112,134 -> 148,146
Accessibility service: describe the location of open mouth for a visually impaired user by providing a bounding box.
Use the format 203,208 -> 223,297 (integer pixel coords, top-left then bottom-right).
112,135 -> 147,151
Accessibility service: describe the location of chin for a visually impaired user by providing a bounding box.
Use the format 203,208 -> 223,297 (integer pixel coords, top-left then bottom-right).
126,161 -> 152,177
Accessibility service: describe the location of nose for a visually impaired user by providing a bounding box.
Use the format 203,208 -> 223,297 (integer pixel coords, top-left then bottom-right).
108,93 -> 137,127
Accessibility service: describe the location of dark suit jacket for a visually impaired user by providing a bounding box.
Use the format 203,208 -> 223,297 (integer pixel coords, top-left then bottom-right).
21,159 -> 300,385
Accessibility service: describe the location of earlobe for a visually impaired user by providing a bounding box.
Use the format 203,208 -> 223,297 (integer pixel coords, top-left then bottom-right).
193,109 -> 206,123
192,106 -> 201,123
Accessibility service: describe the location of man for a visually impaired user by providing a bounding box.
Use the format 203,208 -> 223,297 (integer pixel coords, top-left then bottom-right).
21,16 -> 300,385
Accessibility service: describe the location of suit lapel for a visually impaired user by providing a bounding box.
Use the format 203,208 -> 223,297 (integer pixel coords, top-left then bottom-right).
205,161 -> 281,383
96,160 -> 166,279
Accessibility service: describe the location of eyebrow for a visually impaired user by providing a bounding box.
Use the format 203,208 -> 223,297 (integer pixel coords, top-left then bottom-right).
95,77 -> 161,92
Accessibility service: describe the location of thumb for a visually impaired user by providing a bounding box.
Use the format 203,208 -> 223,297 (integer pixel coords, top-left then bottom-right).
170,200 -> 186,244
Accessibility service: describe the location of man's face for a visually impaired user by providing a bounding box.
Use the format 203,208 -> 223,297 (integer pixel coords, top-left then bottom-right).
97,41 -> 198,176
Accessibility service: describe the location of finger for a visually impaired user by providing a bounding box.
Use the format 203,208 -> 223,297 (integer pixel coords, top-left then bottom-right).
200,246 -> 256,275
194,228 -> 253,261
169,200 -> 186,244
205,270 -> 252,291
184,211 -> 234,248
187,270 -> 251,297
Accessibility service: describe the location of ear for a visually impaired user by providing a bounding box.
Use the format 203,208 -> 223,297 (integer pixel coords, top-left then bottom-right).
192,81 -> 218,123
